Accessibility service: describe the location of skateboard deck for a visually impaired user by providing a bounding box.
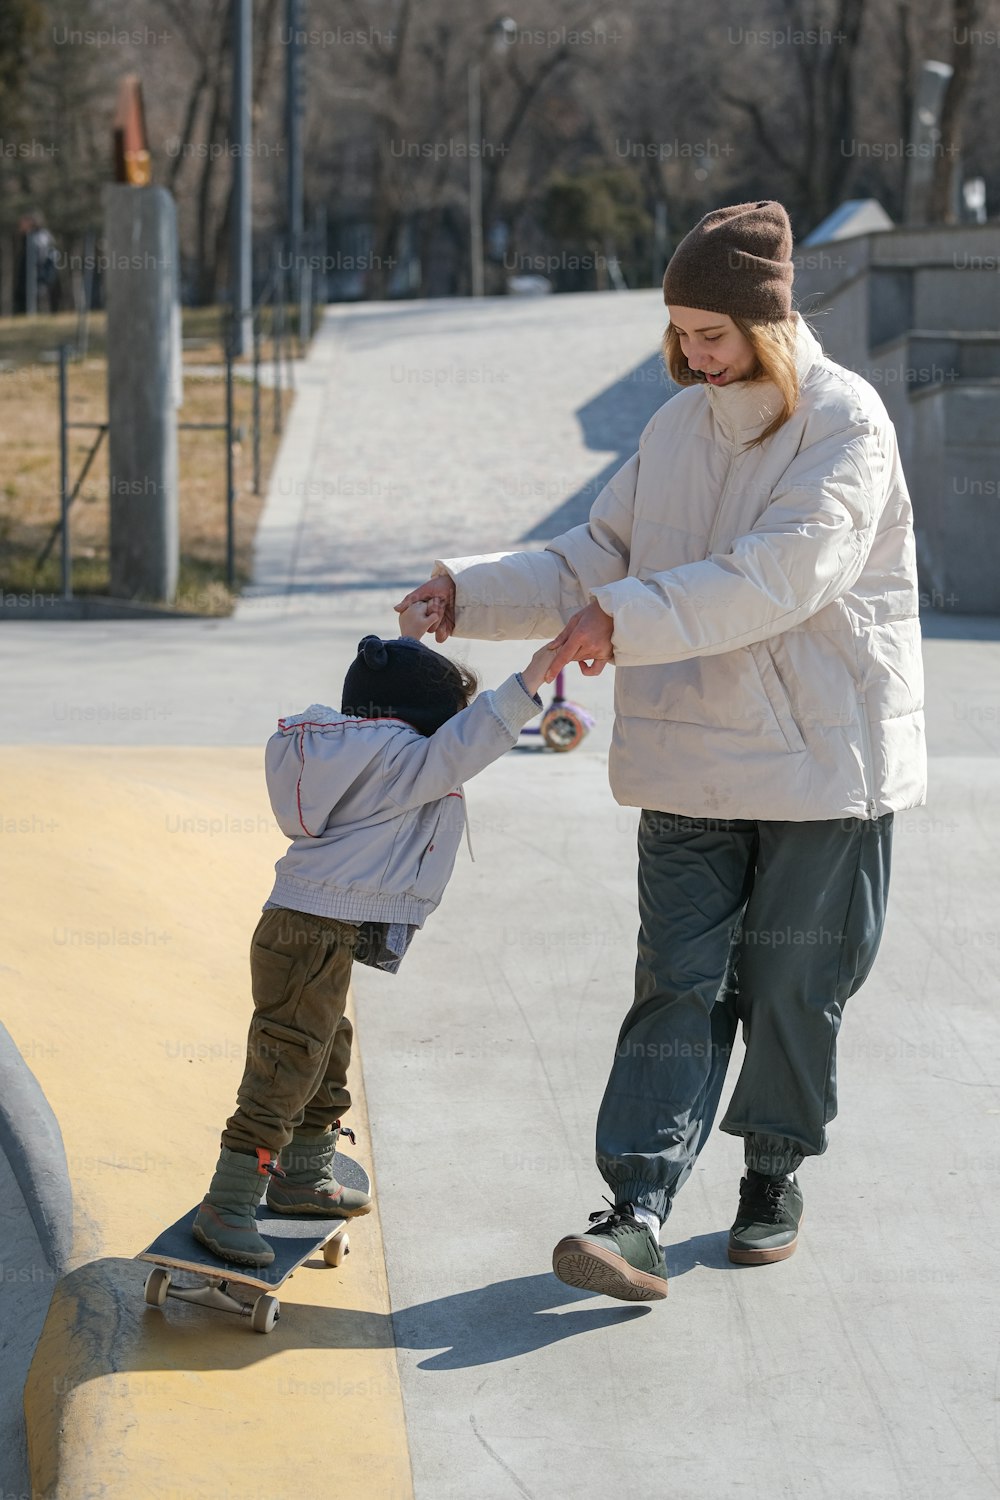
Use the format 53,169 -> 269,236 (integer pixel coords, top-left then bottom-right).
138,1151 -> 370,1332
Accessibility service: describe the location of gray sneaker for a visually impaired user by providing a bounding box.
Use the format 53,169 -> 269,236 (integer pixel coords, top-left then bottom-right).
728,1170 -> 804,1265
553,1203 -> 668,1301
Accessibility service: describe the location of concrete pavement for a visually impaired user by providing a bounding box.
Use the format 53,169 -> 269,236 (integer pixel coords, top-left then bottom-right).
3,290 -> 1000,1499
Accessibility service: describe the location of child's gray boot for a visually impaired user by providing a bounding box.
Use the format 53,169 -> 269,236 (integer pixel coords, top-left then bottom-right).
192,1147 -> 277,1266
266,1123 -> 372,1218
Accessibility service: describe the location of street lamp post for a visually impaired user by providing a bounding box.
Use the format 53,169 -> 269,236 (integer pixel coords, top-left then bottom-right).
468,16 -> 517,297
230,0 -> 253,355
285,0 -> 305,320
468,61 -> 484,298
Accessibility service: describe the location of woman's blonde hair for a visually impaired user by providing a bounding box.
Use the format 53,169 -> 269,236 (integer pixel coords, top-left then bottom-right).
661,314 -> 799,449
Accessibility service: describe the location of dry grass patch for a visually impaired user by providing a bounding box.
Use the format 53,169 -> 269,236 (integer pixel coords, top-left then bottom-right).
0,307 -> 305,614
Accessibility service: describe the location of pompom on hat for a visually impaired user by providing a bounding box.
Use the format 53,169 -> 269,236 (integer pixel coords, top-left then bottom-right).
662,200 -> 794,322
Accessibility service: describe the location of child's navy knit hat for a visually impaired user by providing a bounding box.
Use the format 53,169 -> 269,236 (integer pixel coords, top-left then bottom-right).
341,636 -> 470,737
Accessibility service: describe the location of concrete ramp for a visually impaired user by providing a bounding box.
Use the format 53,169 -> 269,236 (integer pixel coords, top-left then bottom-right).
2,747 -> 411,1499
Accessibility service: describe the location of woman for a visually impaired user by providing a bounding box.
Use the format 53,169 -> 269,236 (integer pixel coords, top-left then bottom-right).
396,201 -> 926,1302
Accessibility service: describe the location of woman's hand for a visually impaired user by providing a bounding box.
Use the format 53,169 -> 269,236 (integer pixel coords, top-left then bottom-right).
543,600 -> 614,683
395,576 -> 456,643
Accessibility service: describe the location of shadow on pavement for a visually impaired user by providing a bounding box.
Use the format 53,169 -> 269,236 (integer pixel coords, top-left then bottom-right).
38,1235 -> 735,1398
665,1230 -> 732,1277
392,1273 -> 649,1370
34,1258 -> 653,1398
520,353 -> 676,542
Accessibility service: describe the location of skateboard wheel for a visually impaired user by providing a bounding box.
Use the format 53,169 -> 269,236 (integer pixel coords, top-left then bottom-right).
323,1232 -> 349,1267
541,705 -> 588,752
143,1268 -> 171,1307
251,1294 -> 279,1334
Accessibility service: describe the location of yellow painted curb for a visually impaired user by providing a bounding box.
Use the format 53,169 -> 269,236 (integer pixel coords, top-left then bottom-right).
3,748 -> 412,1500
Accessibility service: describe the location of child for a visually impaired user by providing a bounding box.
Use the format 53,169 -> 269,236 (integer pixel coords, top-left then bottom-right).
193,603 -> 552,1266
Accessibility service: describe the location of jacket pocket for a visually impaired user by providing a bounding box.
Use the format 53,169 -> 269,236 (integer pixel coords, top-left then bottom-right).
414,800 -> 463,906
747,643 -> 806,753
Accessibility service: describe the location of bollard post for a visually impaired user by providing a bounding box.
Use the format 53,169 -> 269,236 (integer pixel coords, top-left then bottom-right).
299,258 -> 311,349
225,329 -> 235,589
252,313 -> 261,494
273,265 -> 284,436
58,344 -> 71,600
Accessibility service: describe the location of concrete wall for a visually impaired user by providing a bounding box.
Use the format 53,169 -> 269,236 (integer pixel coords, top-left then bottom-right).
912,385 -> 1000,612
794,221 -> 1000,614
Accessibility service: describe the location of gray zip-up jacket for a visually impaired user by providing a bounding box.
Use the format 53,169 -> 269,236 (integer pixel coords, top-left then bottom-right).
264,672 -> 541,931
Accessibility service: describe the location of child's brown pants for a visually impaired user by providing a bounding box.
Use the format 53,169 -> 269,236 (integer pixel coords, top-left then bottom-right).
222,907 -> 356,1155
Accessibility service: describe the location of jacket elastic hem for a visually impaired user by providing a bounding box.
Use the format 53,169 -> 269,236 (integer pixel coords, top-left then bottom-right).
266,877 -> 431,928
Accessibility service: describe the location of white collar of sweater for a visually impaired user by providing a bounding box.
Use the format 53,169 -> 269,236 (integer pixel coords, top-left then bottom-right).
703,312 -> 822,436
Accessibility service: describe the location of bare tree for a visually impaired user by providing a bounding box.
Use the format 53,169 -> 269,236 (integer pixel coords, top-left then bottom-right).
927,0 -> 981,222
8,0 -> 1000,308
716,0 -> 869,231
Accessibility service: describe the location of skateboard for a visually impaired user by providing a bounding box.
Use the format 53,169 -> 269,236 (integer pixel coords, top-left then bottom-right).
137,1151 -> 371,1334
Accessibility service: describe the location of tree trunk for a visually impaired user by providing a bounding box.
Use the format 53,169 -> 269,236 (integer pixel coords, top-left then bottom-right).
480,46 -> 569,237
166,66 -> 208,196
895,0 -> 916,220
818,0 -> 866,219
194,28 -> 229,304
927,0 -> 979,222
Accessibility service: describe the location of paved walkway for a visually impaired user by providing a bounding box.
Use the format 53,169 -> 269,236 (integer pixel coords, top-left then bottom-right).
3,291 -> 1000,1499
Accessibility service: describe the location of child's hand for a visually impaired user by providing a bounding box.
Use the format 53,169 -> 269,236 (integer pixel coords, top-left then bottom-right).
399,601 -> 435,639
521,643 -> 555,697
395,575 -> 455,643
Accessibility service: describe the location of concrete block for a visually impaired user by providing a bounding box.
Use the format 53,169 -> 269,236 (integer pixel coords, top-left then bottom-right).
961,338 -> 1000,380
804,278 -> 870,370
868,268 -> 913,349
909,385 -> 1000,611
912,266 -> 1000,333
943,385 -> 1000,446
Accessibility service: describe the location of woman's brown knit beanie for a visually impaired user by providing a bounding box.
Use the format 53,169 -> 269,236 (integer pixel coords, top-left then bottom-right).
662,200 -> 794,321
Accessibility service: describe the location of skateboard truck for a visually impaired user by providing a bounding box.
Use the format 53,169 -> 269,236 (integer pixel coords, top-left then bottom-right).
143,1265 -> 287,1333
142,1223 -> 352,1334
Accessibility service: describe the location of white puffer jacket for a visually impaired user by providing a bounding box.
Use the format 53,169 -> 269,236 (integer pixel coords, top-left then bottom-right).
435,314 -> 926,821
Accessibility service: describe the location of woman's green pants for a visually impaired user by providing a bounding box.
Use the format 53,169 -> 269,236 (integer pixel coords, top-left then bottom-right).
596,810 -> 893,1221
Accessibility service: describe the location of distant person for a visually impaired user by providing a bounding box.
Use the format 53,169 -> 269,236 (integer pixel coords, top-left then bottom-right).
15,213 -> 61,314
193,603 -> 551,1265
396,200 -> 926,1300
33,219 -> 61,313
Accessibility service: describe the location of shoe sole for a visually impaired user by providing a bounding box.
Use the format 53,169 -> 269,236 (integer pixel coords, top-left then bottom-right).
727,1212 -> 803,1266
552,1236 -> 668,1301
191,1221 -> 275,1269
266,1198 -> 372,1219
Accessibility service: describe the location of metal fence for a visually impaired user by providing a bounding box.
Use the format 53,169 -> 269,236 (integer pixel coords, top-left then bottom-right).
42,243 -> 318,601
